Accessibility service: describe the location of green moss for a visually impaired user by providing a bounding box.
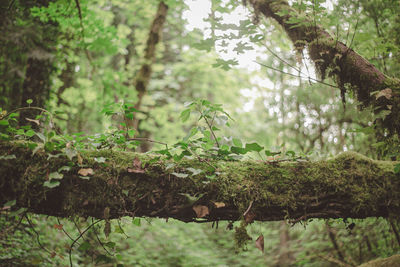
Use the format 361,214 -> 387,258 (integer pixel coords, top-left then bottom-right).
383,77 -> 400,92
358,254 -> 400,267
1,141 -> 399,222
234,221 -> 252,252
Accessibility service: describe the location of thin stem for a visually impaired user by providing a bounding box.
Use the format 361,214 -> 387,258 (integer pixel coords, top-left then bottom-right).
57,218 -> 75,242
203,115 -> 220,148
92,218 -> 114,256
187,145 -> 217,170
128,137 -> 168,147
69,219 -> 102,267
25,215 -> 51,254
254,61 -> 339,88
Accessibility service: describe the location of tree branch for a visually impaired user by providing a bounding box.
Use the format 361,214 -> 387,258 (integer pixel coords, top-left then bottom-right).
248,0 -> 400,136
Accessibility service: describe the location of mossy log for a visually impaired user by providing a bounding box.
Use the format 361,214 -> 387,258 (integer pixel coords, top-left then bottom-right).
0,141 -> 399,223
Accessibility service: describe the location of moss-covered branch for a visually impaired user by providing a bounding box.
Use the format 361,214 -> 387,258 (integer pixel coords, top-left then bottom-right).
1,141 -> 399,223
247,0 -> 400,135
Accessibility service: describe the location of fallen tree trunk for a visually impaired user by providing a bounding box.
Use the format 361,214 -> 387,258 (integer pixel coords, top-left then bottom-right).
0,141 -> 399,223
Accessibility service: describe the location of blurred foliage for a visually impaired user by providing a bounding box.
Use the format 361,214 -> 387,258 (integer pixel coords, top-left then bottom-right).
1,0 -> 400,266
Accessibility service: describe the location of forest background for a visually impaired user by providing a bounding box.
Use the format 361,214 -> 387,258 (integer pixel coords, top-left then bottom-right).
1,0 -> 400,266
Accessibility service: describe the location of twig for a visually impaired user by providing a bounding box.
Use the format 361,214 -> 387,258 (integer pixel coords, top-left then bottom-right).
254,61 -> 339,88
69,219 -> 102,267
128,137 -> 167,146
117,219 -> 129,238
2,106 -> 64,136
25,215 -> 51,254
73,0 -> 93,67
187,145 -> 217,170
3,106 -> 53,121
57,218 -> 75,242
243,200 -> 254,217
203,115 -> 220,148
348,17 -> 359,51
92,218 -> 114,256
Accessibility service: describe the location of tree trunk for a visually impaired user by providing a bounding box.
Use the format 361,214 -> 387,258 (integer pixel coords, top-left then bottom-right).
1,141 -> 399,223
129,1 -> 168,131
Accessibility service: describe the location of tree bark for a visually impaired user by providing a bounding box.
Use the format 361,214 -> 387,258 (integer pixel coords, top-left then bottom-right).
1,141 -> 399,223
247,0 -> 400,136
129,1 -> 168,131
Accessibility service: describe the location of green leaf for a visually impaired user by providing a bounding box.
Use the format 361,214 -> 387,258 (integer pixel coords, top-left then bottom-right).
192,38 -> 214,52
286,151 -> 296,157
10,207 -> 27,217
58,166 -> 71,172
212,58 -> 239,70
96,254 -> 113,264
114,226 -> 124,234
3,199 -> 16,207
180,109 -> 191,122
231,146 -> 246,154
186,167 -> 202,176
94,157 -> 106,163
78,241 -> 91,251
105,241 -> 116,249
206,174 -> 216,180
233,138 -> 243,147
179,193 -> 204,204
49,172 -> 63,180
27,143 -> 38,150
132,218 -> 141,226
171,172 -> 188,178
173,154 -> 184,162
0,154 -> 16,160
127,129 -> 135,138
25,129 -> 36,137
43,180 -> 60,188
183,127 -> 198,141
265,150 -> 281,157
26,99 -> 33,104
0,120 -> 9,126
165,163 -> 175,170
245,142 -> 264,152
395,164 -> 400,174
36,132 -> 46,142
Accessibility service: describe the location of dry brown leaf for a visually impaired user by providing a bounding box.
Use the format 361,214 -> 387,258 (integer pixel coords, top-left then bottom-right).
50,251 -> 57,258
375,88 -> 392,100
127,168 -> 145,173
77,153 -> 83,165
214,202 -> 226,208
244,211 -> 256,224
128,157 -> 145,173
104,221 -> 111,238
78,168 -> 93,176
193,205 -> 209,218
25,117 -> 40,125
133,157 -> 142,168
53,224 -> 63,230
255,235 -> 264,253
